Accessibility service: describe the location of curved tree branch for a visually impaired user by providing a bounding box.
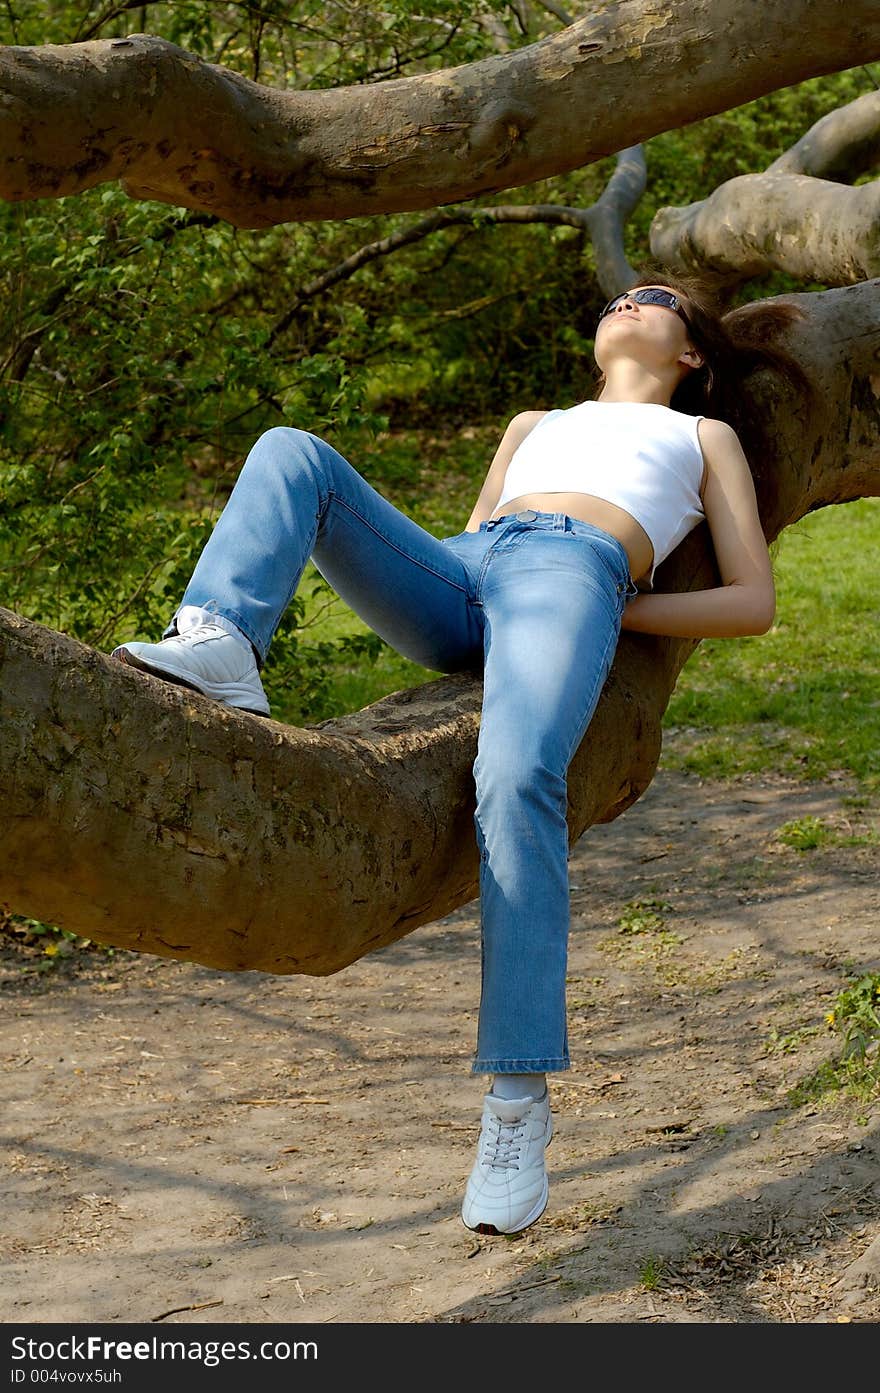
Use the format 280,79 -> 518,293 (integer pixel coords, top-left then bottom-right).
766,88 -> 880,180
652,88 -> 880,283
1,280 -> 877,977
589,144 -> 645,294
1,1 -> 879,227
652,171 -> 880,286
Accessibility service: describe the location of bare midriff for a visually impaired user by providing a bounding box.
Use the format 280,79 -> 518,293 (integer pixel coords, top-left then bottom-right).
488,492 -> 654,583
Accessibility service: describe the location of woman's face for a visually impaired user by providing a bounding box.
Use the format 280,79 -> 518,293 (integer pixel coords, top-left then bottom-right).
594,285 -> 701,375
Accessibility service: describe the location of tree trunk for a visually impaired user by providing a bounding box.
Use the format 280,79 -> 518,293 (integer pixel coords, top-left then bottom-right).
2,2 -> 879,226
1,280 -> 878,977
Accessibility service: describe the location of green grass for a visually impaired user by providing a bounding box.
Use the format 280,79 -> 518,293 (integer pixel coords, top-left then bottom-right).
773,814 -> 878,852
661,497 -> 880,794
762,1024 -> 822,1056
638,1256 -> 666,1291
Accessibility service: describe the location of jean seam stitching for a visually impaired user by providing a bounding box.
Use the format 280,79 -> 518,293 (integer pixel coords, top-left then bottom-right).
576,535 -> 629,589
560,617 -> 622,769
564,518 -> 630,582
269,516 -> 320,649
474,528 -> 530,604
472,1059 -> 571,1071
328,490 -> 470,596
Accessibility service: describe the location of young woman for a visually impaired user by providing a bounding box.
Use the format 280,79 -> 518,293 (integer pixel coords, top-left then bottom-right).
111,266 -> 811,1237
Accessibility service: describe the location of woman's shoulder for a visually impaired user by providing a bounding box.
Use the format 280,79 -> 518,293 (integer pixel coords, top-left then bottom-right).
506,408 -> 562,441
692,414 -> 740,439
693,418 -> 753,498
692,415 -> 744,457
687,417 -> 738,502
510,408 -> 558,426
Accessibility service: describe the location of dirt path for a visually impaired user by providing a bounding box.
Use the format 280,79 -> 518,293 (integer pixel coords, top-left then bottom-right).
3,759 -> 879,1324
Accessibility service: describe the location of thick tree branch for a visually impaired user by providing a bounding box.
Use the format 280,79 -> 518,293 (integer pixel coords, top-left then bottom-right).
652,89 -> 880,283
589,145 -> 645,294
1,280 -> 877,977
652,172 -> 880,286
1,2 -> 879,227
766,88 -> 880,180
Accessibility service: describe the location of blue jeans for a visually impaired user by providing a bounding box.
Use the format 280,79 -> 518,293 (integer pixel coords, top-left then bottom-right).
163,427 -> 639,1074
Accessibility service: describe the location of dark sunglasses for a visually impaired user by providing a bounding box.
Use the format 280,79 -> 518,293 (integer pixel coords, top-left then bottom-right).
598,287 -> 691,328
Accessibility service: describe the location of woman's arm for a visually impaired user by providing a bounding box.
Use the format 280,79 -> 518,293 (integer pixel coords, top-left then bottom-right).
620,419 -> 776,638
464,412 -> 549,531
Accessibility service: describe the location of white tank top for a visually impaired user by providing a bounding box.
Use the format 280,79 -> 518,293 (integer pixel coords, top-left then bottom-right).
495,401 -> 707,590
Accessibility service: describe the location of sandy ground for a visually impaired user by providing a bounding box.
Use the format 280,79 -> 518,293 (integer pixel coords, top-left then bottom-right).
2,755 -> 879,1325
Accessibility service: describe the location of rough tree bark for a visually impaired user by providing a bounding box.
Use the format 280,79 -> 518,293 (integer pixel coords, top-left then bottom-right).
652,89 -> 880,285
1,0 -> 879,226
1,281 -> 878,975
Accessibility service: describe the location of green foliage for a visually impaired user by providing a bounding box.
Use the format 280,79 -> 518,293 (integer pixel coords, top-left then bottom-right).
0,910 -> 117,975
0,5 -> 875,733
1,0 -> 515,69
788,973 -> 880,1107
775,816 -> 829,851
763,1024 -> 821,1056
617,898 -> 672,935
828,974 -> 880,1062
0,182 -> 390,710
638,1255 -> 666,1291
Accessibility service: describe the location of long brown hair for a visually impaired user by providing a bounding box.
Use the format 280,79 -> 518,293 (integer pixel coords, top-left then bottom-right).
589,260 -> 817,484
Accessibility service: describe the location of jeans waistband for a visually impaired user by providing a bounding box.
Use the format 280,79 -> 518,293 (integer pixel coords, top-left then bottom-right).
484,510 -> 623,545
483,510 -> 635,585
483,509 -> 568,532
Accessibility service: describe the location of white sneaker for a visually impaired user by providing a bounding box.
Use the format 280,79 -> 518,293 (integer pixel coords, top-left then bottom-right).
461,1088 -> 553,1235
111,624 -> 271,717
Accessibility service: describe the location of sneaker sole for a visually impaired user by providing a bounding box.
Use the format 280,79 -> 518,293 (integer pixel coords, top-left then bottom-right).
113,647 -> 270,718
469,1174 -> 549,1236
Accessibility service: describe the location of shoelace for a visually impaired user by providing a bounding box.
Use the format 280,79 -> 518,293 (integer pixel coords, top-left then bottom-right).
181,625 -> 228,644
481,1116 -> 526,1171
